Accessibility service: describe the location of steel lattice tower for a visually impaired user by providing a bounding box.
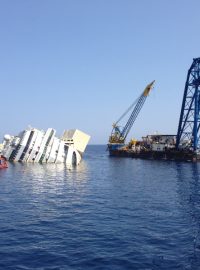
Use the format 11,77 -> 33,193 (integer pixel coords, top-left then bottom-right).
176,58 -> 200,151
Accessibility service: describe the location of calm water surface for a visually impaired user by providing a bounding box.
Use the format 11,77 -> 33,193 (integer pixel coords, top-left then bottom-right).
0,145 -> 200,269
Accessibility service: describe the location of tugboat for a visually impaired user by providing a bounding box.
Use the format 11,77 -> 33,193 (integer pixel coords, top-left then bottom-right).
0,155 -> 8,169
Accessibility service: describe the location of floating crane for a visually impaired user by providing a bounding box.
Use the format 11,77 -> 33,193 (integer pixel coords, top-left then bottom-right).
108,81 -> 155,152
107,58 -> 200,161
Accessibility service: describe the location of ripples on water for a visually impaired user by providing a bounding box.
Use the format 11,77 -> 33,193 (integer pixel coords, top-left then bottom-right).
0,145 -> 200,269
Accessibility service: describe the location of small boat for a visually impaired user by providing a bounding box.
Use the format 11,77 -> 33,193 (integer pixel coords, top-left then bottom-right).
0,155 -> 8,169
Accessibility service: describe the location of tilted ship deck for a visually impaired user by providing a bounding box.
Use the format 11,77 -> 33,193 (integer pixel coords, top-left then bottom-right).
1,126 -> 90,165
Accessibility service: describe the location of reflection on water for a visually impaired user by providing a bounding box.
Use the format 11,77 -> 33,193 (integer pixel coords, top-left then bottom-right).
175,163 -> 200,268
1,146 -> 200,269
6,160 -> 90,213
11,159 -> 89,176
10,159 -> 89,185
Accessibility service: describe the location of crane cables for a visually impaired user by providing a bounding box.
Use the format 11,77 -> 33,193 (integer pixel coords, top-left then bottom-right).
115,95 -> 140,126
122,94 -> 147,139
114,81 -> 155,127
115,92 -> 144,126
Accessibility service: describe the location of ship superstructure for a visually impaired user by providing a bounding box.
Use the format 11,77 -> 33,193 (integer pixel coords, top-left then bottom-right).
1,126 -> 90,165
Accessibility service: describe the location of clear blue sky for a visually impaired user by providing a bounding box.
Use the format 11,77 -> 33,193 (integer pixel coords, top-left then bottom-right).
0,0 -> 200,144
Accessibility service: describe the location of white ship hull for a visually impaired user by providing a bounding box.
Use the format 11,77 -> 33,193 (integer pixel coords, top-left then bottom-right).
26,130 -> 45,162
47,137 -> 60,163
2,126 -> 90,166
10,130 -> 32,162
21,129 -> 39,162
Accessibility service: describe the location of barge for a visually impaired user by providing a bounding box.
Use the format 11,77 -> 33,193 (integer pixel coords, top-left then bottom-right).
108,134 -> 200,162
109,149 -> 200,162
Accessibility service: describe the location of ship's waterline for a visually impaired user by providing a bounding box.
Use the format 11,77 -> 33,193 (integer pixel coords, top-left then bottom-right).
1,126 -> 90,165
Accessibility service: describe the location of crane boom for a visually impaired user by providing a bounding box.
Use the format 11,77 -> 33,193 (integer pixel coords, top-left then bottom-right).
108,81 -> 155,149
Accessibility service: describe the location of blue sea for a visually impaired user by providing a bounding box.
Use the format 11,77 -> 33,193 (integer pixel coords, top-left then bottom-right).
0,145 -> 200,270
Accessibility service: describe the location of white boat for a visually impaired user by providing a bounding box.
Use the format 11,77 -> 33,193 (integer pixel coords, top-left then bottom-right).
1,126 -> 90,165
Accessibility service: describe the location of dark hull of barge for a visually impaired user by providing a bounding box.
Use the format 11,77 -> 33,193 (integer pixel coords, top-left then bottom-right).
109,149 -> 200,162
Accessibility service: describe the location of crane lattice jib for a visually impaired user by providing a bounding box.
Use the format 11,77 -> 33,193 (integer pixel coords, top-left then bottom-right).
120,80 -> 155,140
121,94 -> 147,140
176,58 -> 200,151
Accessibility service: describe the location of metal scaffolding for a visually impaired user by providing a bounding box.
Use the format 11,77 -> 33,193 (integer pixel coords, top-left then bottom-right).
176,58 -> 200,151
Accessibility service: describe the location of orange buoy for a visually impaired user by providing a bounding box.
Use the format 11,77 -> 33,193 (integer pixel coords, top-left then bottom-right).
0,155 -> 8,169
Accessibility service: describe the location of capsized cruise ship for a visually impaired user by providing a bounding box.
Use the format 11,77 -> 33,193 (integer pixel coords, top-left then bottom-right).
1,126 -> 90,165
